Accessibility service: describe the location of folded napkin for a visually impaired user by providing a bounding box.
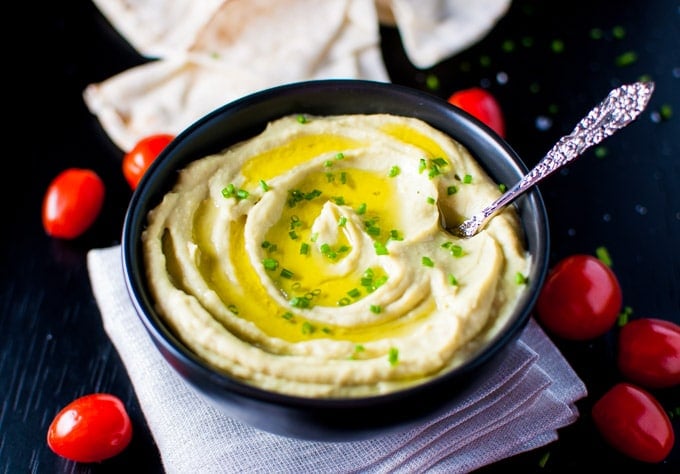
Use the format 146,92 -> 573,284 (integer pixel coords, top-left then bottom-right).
85,0 -> 512,152
88,245 -> 586,473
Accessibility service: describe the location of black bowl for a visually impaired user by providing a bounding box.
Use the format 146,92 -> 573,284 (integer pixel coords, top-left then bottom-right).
122,79 -> 549,441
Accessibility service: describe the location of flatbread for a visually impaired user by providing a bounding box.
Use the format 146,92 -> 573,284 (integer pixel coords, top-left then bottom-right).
91,0 -> 225,58
85,0 -> 511,151
389,0 -> 512,69
85,0 -> 389,151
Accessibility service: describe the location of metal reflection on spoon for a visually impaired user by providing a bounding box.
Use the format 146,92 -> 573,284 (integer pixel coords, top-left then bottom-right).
451,81 -> 655,239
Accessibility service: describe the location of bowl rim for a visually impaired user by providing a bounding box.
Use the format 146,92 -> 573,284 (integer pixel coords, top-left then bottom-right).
121,78 -> 550,411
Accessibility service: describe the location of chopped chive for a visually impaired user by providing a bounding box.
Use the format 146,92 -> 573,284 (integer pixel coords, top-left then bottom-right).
450,245 -> 463,257
290,215 -> 301,228
338,216 -> 347,227
448,274 -> 458,286
301,321 -> 314,334
538,451 -> 550,469
660,104 -> 673,120
222,183 -> 236,197
338,297 -> 351,306
463,174 -> 473,184
515,272 -> 528,285
502,39 -> 515,52
340,171 -> 347,184
356,203 -> 367,214
227,304 -> 238,314
281,311 -> 294,320
261,240 -> 271,249
388,166 -> 401,177
447,185 -> 458,195
326,172 -> 335,183
374,241 -> 389,255
291,296 -> 311,308
425,74 -> 439,90
280,268 -> 294,279
418,158 -> 427,173
388,347 -> 399,365
612,25 -> 626,39
305,189 -> 322,200
499,183 -> 507,192
335,152 -> 345,160
617,306 -> 633,327
596,246 -> 613,266
296,114 -> 308,124
366,224 -> 381,236
289,230 -> 298,240
389,229 -> 403,241
259,179 -> 271,191
432,157 -> 448,167
300,242 -> 310,255
426,196 -> 435,205
551,39 -> 565,53
333,196 -> 345,205
347,288 -> 361,298
337,245 -> 350,253
236,189 -> 249,200
615,51 -> 637,67
422,256 -> 434,267
310,232 -> 319,242
374,275 -> 388,288
594,146 -> 608,159
370,304 -> 382,314
263,258 -> 278,271
324,160 -> 333,167
589,28 -> 603,40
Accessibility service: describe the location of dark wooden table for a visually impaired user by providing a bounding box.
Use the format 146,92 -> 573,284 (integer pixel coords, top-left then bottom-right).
4,0 -> 678,472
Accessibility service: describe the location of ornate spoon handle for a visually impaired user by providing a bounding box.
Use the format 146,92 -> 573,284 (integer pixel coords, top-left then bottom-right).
453,81 -> 655,238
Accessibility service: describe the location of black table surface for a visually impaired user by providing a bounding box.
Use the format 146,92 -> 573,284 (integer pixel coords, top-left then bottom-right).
4,0 -> 679,472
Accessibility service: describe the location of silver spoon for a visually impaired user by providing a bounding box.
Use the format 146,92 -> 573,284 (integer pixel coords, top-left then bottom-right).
452,81 -> 655,239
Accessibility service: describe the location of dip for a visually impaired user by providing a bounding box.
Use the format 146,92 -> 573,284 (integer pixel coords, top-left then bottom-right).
142,113 -> 531,398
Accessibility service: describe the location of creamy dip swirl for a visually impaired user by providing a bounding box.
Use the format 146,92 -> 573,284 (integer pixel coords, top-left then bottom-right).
142,114 -> 531,398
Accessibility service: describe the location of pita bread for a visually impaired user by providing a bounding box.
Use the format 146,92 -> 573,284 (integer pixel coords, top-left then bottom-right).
389,0 -> 512,69
91,0 -> 225,58
85,0 -> 389,151
85,0 -> 511,151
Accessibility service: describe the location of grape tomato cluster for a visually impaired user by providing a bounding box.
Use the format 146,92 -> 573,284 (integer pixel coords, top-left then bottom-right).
535,253 -> 679,463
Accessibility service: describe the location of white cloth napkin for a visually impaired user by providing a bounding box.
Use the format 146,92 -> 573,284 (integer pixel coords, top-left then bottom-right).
88,245 -> 586,473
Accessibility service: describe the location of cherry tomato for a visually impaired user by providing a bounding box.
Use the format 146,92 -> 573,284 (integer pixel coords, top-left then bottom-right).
42,168 -> 105,239
535,254 -> 622,340
122,134 -> 174,190
47,393 -> 133,463
591,382 -> 674,463
447,87 -> 506,138
618,318 -> 680,388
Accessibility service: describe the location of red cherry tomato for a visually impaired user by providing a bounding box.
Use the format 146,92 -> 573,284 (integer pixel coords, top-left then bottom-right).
591,382 -> 675,463
42,168 -> 105,239
447,87 -> 506,138
535,254 -> 622,340
47,393 -> 133,463
618,318 -> 680,388
122,134 -> 174,190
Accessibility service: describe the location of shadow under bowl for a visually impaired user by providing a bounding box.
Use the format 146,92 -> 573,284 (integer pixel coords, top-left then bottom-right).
122,79 -> 550,441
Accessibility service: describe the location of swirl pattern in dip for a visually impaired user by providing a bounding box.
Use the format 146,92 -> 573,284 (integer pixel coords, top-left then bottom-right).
142,114 -> 531,397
